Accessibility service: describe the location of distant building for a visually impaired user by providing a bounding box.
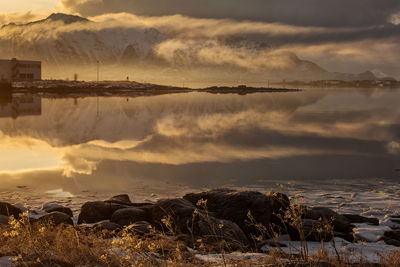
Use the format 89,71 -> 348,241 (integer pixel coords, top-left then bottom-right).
0,58 -> 41,82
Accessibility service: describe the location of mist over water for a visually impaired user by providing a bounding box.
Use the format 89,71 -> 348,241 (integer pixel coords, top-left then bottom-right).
0,88 -> 399,202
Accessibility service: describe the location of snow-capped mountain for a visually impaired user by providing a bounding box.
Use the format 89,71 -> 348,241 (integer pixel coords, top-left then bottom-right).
0,13 -> 379,81
0,13 -> 163,66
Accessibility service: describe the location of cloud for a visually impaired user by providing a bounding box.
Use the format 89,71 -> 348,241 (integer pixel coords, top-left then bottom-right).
0,12 -> 44,25
1,89 -> 399,177
2,12 -> 400,78
61,0 -> 400,27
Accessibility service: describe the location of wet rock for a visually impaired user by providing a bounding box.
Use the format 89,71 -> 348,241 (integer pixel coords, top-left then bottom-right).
384,229 -> 400,241
94,221 -> 122,232
125,221 -> 153,235
303,207 -> 353,234
152,198 -> 249,248
341,214 -> 379,225
384,238 -> 400,247
288,219 -> 333,242
42,203 -> 73,217
196,216 -> 249,250
78,201 -> 129,224
381,215 -> 400,229
0,202 -> 23,219
268,191 -> 290,215
183,189 -> 274,237
152,198 -> 198,231
111,207 -> 148,226
105,194 -> 131,204
37,211 -> 74,226
0,215 -> 9,225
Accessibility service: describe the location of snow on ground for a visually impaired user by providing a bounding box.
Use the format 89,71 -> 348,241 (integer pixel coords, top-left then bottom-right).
0,256 -> 14,267
194,252 -> 275,264
262,237 -> 399,264
353,223 -> 392,242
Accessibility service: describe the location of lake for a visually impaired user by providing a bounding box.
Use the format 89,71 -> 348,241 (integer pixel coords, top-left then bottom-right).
0,88 -> 399,216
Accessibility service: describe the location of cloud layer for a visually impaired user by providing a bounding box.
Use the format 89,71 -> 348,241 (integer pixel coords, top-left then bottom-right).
62,0 -> 400,27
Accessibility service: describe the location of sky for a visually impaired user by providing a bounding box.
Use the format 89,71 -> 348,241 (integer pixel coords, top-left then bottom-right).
0,0 -> 60,13
0,0 -> 400,78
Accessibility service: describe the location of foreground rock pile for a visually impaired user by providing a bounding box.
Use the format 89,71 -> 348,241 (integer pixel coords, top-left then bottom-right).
1,189 -> 400,251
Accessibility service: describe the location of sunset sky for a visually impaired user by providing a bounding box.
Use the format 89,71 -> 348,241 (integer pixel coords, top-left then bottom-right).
1,0 -> 400,78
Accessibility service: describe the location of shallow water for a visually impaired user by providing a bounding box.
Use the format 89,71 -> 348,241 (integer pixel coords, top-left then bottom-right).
0,88 -> 399,215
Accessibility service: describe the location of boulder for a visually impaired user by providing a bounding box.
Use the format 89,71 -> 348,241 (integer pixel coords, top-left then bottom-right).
0,202 -> 23,219
0,215 -> 9,225
37,211 -> 74,226
111,208 -> 148,226
125,221 -> 153,235
384,229 -> 400,241
341,214 -> 379,225
42,203 -> 73,217
93,221 -> 122,232
77,201 -> 129,224
152,197 -> 249,249
195,216 -> 249,250
288,219 -> 333,242
267,191 -> 290,215
183,189 -> 274,237
303,207 -> 353,234
152,198 -> 198,232
105,194 -> 131,204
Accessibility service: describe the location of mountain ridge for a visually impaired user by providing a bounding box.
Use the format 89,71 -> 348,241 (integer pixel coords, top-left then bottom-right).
0,13 -> 385,81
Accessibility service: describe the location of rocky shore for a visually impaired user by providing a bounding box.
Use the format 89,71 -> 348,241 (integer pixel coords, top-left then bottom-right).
1,189 -> 400,266
8,80 -> 299,98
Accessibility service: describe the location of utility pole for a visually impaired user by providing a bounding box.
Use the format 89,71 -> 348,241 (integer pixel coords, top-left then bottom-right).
97,60 -> 99,82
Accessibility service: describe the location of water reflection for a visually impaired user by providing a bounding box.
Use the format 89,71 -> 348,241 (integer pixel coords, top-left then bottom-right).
0,93 -> 42,119
0,89 -> 399,195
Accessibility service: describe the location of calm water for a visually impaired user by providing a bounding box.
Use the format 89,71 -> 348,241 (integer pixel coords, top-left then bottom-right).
0,88 -> 399,210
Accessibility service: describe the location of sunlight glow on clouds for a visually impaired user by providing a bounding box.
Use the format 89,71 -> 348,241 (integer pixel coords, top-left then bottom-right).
0,133 -> 60,173
0,0 -> 60,13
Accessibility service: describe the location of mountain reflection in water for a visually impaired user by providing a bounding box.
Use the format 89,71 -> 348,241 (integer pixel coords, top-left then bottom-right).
0,88 -> 399,196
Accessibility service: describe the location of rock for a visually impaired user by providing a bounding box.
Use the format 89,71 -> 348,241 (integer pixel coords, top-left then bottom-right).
0,215 -> 9,225
303,207 -> 353,234
196,216 -> 249,250
152,198 -> 198,232
381,215 -> 400,229
268,191 -> 290,215
384,229 -> 400,241
77,201 -> 129,224
341,214 -> 379,225
93,221 -> 122,232
183,189 -> 274,237
384,238 -> 400,247
152,198 -> 249,248
105,194 -> 131,204
42,203 -> 73,217
111,207 -> 148,226
125,221 -> 153,235
0,202 -> 23,219
37,211 -> 74,226
288,219 -> 333,242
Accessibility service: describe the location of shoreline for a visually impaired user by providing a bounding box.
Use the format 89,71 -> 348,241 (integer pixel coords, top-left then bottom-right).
1,188 -> 399,266
3,80 -> 300,98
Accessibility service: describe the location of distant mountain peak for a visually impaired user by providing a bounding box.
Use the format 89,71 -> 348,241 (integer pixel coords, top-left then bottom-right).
45,13 -> 90,24
17,13 -> 90,26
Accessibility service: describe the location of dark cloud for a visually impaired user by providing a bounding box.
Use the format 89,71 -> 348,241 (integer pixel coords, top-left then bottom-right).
62,0 -> 400,27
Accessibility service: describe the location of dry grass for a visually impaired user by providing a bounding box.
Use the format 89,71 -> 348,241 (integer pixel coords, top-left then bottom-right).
0,208 -> 399,266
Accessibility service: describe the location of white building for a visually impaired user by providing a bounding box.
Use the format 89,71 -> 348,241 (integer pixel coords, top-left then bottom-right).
0,58 -> 41,82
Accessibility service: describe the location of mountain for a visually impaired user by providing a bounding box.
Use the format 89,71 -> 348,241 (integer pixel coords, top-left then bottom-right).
0,13 -> 163,66
0,13 -> 379,81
